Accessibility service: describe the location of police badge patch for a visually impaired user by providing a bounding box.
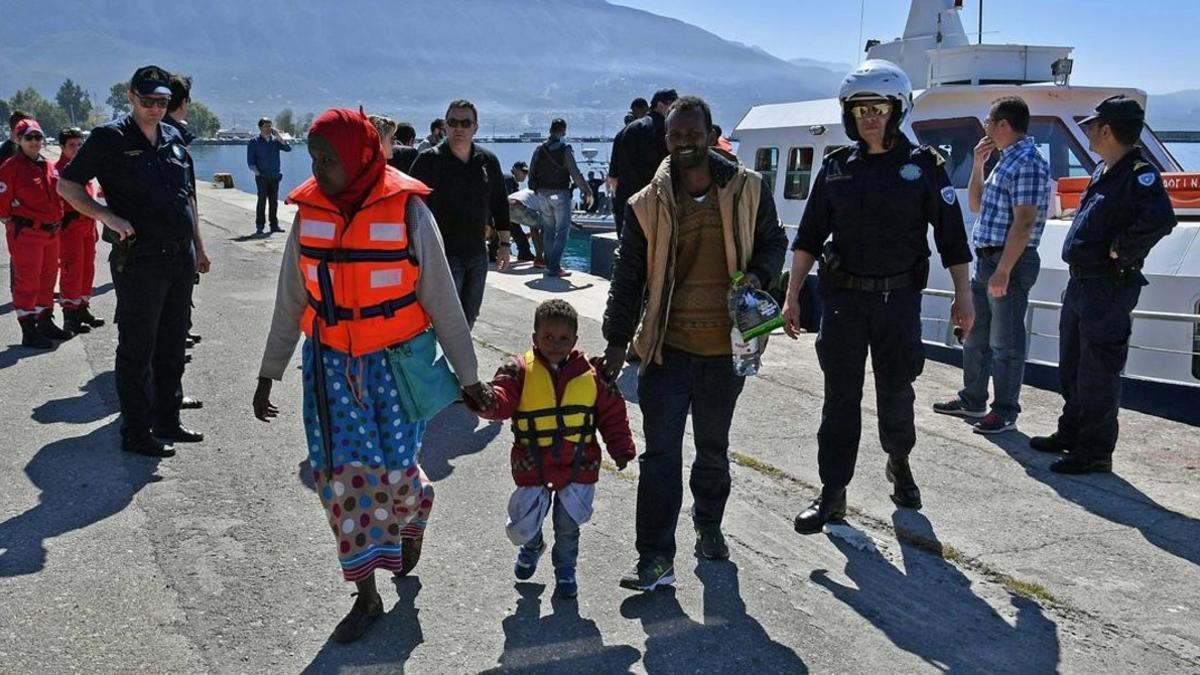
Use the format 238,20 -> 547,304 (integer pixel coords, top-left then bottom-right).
899,163 -> 923,181
941,186 -> 957,205
172,144 -> 186,160
1137,172 -> 1157,187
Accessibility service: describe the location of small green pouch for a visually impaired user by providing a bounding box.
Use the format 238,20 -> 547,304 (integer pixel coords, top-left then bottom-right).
385,328 -> 460,422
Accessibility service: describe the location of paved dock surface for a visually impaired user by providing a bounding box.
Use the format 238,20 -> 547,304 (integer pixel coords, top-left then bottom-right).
0,181 -> 1197,674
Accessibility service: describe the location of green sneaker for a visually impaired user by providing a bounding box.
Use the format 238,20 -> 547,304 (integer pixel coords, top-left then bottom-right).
618,558 -> 675,592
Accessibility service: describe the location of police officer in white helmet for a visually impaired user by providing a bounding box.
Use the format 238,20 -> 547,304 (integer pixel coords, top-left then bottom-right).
783,60 -> 976,533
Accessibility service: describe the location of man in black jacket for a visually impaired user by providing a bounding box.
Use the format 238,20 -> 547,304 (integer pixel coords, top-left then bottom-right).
389,121 -> 420,173
409,100 -> 511,328
598,96 -> 787,592
608,89 -> 677,238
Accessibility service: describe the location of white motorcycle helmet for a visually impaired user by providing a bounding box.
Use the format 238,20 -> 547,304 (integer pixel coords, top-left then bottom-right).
838,59 -> 913,142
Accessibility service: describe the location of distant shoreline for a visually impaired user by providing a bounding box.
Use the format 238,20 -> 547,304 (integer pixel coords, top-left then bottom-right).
192,135 -> 617,146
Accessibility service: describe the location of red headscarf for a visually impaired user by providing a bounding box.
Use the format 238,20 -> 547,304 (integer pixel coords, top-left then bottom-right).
308,107 -> 385,216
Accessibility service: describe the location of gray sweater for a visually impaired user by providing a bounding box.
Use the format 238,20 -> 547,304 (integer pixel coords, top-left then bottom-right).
257,197 -> 480,386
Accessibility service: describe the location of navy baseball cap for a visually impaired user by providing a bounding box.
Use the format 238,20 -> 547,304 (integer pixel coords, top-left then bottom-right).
1079,95 -> 1144,126
131,65 -> 172,97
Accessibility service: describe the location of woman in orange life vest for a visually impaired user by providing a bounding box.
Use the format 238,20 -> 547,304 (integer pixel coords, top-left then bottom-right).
0,118 -> 70,349
252,108 -> 497,643
55,127 -> 106,335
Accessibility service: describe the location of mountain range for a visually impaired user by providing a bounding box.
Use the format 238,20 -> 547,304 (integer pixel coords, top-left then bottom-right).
0,0 -> 1194,133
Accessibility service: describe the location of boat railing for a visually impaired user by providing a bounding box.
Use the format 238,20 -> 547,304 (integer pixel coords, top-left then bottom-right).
920,288 -> 1200,360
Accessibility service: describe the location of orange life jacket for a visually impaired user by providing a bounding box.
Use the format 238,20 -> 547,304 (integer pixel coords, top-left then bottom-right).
288,167 -> 432,356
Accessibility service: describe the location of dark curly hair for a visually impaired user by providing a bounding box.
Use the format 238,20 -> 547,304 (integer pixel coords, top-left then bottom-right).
534,299 -> 578,332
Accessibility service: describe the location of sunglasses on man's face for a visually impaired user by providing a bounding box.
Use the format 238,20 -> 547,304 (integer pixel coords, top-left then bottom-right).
136,95 -> 170,109
849,102 -> 892,119
446,118 -> 475,129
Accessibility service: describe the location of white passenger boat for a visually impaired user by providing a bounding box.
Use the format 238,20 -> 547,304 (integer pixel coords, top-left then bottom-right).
733,0 -> 1200,424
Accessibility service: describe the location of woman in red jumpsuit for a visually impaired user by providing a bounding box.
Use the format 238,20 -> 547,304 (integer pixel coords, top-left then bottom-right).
55,127 -> 105,334
0,118 -> 70,348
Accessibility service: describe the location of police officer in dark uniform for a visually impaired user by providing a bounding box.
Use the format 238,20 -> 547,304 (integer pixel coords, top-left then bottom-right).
1030,96 -> 1177,474
58,65 -> 210,458
783,60 -> 975,533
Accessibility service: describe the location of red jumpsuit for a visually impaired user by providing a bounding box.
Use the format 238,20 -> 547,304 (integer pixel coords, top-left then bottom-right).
54,155 -> 97,309
0,153 -> 63,317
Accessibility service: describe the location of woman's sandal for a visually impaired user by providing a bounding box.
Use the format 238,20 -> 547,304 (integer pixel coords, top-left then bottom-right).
331,591 -> 384,644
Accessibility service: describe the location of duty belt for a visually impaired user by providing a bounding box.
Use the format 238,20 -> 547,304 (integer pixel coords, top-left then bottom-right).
823,267 -> 919,292
131,238 -> 192,258
9,215 -> 57,234
1069,262 -> 1141,282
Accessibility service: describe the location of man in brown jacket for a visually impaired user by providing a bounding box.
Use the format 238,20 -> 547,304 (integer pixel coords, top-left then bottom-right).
598,96 -> 788,592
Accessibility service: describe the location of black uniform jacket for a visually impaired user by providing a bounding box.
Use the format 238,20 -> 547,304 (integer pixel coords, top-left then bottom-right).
792,136 -> 972,277
1062,147 -> 1176,268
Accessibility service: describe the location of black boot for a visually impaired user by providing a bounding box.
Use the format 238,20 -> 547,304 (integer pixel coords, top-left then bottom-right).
36,309 -> 73,340
794,488 -> 847,535
18,316 -> 53,349
62,308 -> 92,334
77,305 -> 106,328
886,455 -> 922,509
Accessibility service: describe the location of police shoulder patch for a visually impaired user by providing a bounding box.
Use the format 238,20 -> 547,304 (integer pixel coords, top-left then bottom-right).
1133,160 -> 1151,172
923,146 -> 946,166
941,186 -> 957,205
1137,172 -> 1157,187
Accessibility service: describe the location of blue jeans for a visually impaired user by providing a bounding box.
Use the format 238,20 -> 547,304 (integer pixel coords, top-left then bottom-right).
635,347 -> 745,562
524,493 -> 581,570
447,249 -> 489,329
537,189 -> 572,274
958,248 -> 1040,420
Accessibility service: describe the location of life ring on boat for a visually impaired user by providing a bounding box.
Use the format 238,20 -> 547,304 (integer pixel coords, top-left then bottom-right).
1057,172 -> 1200,211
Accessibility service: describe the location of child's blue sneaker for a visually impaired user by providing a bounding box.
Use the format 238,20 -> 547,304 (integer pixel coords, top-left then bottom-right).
554,567 -> 577,599
514,540 -> 545,580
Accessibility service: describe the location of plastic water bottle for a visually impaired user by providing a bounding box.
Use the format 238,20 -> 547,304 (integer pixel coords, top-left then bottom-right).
730,326 -> 760,377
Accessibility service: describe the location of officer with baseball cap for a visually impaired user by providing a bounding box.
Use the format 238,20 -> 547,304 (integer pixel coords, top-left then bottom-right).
1029,95 -> 1177,474
57,65 -> 211,457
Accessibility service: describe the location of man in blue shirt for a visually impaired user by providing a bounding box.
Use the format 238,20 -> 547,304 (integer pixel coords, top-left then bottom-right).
934,96 -> 1050,434
1031,96 -> 1176,474
246,117 -> 291,235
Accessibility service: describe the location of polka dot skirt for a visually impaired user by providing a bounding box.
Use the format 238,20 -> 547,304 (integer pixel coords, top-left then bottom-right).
302,340 -> 436,581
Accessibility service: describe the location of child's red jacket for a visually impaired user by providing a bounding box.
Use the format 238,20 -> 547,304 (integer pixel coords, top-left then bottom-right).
475,347 -> 635,489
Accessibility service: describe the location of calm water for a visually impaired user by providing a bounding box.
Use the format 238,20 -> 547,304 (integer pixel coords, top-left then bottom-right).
192,141 -> 608,271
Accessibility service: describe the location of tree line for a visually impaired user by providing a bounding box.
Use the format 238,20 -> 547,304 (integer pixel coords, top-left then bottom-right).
0,79 -> 224,140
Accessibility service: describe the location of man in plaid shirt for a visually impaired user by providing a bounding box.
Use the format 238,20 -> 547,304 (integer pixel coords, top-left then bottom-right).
934,96 -> 1050,433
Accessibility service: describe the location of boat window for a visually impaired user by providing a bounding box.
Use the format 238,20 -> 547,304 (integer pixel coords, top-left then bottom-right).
1194,299 -> 1200,380
1029,117 -> 1095,179
754,147 -> 779,195
911,118 -> 985,188
784,147 -> 815,200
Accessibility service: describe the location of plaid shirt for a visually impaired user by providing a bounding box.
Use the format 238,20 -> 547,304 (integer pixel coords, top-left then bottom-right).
971,136 -> 1051,249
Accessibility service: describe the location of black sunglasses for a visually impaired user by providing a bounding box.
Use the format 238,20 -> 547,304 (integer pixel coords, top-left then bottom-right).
446,118 -> 475,129
136,95 -> 170,109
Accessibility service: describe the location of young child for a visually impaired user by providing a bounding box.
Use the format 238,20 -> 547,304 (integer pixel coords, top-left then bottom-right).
470,299 -> 635,598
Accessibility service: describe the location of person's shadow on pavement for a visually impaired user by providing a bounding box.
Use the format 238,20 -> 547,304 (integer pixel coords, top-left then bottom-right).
983,431 -> 1200,568
31,370 -> 119,424
620,564 -> 807,674
811,511 -> 1061,674
300,577 -> 425,674
419,403 -> 501,481
0,418 -> 164,577
483,582 -> 640,673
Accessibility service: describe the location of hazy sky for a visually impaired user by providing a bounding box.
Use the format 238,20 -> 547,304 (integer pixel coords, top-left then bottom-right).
613,0 -> 1200,94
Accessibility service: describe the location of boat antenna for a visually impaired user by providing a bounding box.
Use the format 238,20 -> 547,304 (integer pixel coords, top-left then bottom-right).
857,0 -> 865,61
978,0 -> 984,45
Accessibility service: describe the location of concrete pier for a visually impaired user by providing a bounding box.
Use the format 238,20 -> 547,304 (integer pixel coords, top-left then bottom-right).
0,180 -> 1197,673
